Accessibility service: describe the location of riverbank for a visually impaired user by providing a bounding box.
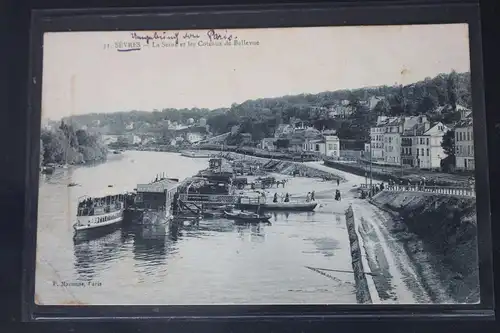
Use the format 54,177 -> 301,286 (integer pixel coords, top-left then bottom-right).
370,191 -> 479,303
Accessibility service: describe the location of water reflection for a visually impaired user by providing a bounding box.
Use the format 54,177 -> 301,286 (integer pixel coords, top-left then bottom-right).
236,223 -> 268,243
129,223 -> 172,263
73,229 -> 125,280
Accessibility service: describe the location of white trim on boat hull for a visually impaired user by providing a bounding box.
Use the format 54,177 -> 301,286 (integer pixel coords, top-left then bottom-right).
73,213 -> 124,232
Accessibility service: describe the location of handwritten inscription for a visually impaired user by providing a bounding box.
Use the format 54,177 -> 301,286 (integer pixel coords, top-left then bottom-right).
103,30 -> 259,52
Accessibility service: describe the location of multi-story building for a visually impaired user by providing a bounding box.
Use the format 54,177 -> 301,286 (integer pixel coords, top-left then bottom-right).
260,137 -> 277,151
274,124 -> 294,138
370,116 -> 427,165
455,117 -> 474,171
303,135 -> 340,157
370,123 -> 387,160
185,132 -> 204,144
401,122 -> 448,169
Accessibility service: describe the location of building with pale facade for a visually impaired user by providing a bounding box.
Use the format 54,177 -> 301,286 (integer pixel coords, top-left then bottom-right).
455,117 -> 474,171
401,122 -> 449,169
303,135 -> 340,158
370,116 -> 427,166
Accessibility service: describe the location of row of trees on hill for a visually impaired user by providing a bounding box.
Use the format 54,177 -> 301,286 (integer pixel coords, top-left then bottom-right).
205,71 -> 470,145
40,122 -> 108,165
60,70 -> 471,146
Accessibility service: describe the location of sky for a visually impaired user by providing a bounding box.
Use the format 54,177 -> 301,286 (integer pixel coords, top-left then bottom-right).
41,24 -> 470,120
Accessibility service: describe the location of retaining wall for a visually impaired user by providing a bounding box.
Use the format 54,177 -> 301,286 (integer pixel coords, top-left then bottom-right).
370,191 -> 479,303
344,205 -> 379,304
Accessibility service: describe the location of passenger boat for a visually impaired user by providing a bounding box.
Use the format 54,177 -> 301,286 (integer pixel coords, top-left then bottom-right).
73,192 -> 125,233
224,211 -> 271,224
235,201 -> 317,212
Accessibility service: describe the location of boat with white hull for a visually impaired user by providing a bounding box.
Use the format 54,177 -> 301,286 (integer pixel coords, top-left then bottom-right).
235,200 -> 317,212
73,193 -> 125,233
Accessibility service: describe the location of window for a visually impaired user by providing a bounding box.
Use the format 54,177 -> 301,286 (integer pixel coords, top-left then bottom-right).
421,148 -> 424,156
315,144 -> 320,151
416,149 -> 419,157
426,149 -> 429,156
459,132 -> 463,141
328,144 -> 333,150
467,145 -> 471,155
426,138 -> 429,145
456,146 -> 460,154
467,132 -> 470,141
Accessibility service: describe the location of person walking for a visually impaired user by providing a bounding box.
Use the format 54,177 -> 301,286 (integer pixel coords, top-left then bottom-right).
273,193 -> 278,203
284,193 -> 290,202
337,179 -> 340,186
306,192 -> 311,202
311,190 -> 315,201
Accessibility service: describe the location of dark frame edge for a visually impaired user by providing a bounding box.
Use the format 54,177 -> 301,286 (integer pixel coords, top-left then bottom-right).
22,9 -> 45,322
23,1 -> 495,322
29,1 -> 481,18
466,4 -> 496,312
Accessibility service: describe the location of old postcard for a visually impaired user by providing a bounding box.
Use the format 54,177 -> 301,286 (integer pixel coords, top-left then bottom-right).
35,24 -> 479,306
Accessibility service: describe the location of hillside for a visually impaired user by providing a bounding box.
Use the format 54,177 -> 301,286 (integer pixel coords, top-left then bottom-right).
61,71 -> 471,143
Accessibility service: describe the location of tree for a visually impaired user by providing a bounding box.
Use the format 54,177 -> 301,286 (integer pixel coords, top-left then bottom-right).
416,95 -> 438,114
441,129 -> 456,173
447,70 -> 458,111
441,129 -> 455,157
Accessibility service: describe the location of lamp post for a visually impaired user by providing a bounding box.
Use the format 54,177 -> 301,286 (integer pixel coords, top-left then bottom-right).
369,145 -> 373,190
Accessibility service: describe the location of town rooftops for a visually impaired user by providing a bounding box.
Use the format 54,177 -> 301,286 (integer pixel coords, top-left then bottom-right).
136,178 -> 179,193
455,117 -> 473,128
403,122 -> 428,136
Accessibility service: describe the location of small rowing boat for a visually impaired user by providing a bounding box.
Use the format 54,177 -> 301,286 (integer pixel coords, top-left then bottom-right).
224,211 -> 271,224
236,201 -> 317,212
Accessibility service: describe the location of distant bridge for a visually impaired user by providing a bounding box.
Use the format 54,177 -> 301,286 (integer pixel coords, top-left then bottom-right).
196,132 -> 231,145
359,184 -> 475,198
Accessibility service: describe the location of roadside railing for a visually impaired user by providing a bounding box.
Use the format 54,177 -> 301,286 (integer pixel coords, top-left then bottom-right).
359,183 -> 475,198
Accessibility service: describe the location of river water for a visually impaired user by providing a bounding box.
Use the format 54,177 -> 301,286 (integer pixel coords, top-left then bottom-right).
35,151 -> 356,305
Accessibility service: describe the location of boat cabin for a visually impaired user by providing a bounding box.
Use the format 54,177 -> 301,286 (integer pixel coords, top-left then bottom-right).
135,177 -> 180,210
209,158 -> 222,170
77,193 -> 125,217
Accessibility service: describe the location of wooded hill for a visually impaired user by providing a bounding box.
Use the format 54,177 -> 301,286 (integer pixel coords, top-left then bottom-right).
62,70 -> 471,144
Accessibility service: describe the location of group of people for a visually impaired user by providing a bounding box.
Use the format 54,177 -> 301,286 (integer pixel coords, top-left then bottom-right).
306,191 -> 316,202
272,192 -> 291,203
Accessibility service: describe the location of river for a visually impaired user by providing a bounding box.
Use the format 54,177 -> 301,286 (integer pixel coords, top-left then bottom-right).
35,151 -> 357,305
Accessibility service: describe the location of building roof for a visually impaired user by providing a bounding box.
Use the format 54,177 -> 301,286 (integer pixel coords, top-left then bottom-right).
136,178 -> 179,193
455,118 -> 473,128
402,122 -> 428,136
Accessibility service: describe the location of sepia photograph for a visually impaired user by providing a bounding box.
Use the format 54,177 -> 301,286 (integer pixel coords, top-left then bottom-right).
35,24 -> 479,306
